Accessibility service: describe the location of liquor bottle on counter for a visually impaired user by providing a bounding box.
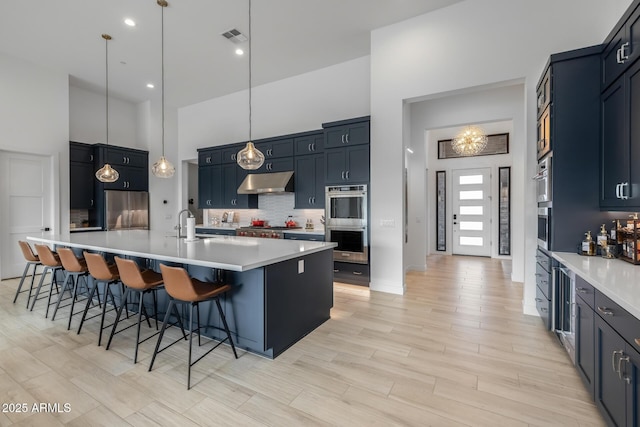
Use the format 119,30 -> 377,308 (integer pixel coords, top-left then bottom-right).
582,231 -> 596,256
598,224 -> 608,248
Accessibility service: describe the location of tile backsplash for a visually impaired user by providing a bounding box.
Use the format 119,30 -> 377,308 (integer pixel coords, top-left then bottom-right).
202,193 -> 324,228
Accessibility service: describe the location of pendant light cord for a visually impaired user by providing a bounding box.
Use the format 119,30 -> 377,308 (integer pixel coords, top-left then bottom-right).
248,0 -> 252,142
105,36 -> 109,146
161,3 -> 165,156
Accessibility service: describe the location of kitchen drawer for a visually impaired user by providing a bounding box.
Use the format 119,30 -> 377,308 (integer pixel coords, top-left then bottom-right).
535,248 -> 551,273
575,275 -> 595,309
283,233 -> 324,241
535,262 -> 551,300
535,284 -> 551,330
333,261 -> 369,286
595,290 -> 640,353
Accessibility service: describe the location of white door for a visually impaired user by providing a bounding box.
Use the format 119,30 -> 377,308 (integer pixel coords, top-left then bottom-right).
0,151 -> 53,279
452,168 -> 491,257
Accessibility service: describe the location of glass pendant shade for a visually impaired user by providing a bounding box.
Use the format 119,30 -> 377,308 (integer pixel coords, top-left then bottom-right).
95,163 -> 119,183
451,125 -> 488,156
151,155 -> 175,178
237,141 -> 265,170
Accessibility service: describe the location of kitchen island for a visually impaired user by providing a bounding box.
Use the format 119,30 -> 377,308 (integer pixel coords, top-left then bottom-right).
28,230 -> 337,358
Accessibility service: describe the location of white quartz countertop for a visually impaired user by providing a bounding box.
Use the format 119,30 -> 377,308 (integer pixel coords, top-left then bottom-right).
195,224 -> 325,235
28,230 -> 336,272
553,252 -> 640,319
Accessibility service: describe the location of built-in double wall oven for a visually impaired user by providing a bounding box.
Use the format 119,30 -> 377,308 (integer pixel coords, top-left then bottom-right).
535,154 -> 552,250
325,184 -> 368,264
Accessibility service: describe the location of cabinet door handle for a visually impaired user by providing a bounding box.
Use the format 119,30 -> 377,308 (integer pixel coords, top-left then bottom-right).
90,154 -> 94,161
613,349 -> 623,373
535,298 -> 543,302
345,133 -> 350,143
576,287 -> 588,294
616,183 -> 621,199
308,197 -> 312,204
621,182 -> 629,200
617,47 -> 623,64
90,199 -> 94,207
312,143 -> 315,151
333,269 -> 339,273
341,171 -> 345,180
619,355 -> 630,382
312,197 -> 315,204
353,271 -> 363,275
540,307 -> 547,312
598,306 -> 614,316
308,143 -> 312,152
621,42 -> 630,61
341,135 -> 345,144
345,170 -> 350,180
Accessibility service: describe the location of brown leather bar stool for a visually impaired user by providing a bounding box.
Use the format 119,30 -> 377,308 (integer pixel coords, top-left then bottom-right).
31,244 -> 63,317
150,264 -> 238,389
13,241 -> 42,307
107,256 -> 164,363
79,251 -> 123,345
52,248 -> 91,330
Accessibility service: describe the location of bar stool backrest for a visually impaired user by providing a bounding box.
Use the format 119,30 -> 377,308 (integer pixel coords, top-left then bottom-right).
84,252 -> 118,281
159,264 -> 198,302
114,256 -> 147,290
18,241 -> 39,262
34,244 -> 61,267
57,248 -> 85,273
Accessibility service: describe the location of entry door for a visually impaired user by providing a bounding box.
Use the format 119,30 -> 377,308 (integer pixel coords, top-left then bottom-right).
452,168 -> 491,257
0,151 -> 53,279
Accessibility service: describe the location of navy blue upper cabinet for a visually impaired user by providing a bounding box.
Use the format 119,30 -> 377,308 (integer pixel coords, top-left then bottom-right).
69,142 -> 95,210
325,145 -> 369,185
323,116 -> 370,186
602,3 -> 640,90
254,138 -> 294,159
324,120 -> 370,149
222,164 -> 258,209
601,58 -> 640,209
294,132 -> 323,155
294,154 -> 324,209
93,144 -> 148,191
105,147 -> 147,169
198,165 -> 222,208
198,148 -> 221,166
255,157 -> 294,173
221,143 -> 244,164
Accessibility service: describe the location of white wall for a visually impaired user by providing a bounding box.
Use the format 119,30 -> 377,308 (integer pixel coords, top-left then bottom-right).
406,84 -> 522,273
0,51 -> 69,235
370,0 -> 632,301
178,56 -> 371,159
69,85 -> 139,148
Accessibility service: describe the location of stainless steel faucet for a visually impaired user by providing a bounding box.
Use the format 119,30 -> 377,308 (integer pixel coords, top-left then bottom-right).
176,208 -> 194,238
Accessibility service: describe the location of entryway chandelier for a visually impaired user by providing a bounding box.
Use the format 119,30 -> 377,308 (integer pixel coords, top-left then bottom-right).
237,0 -> 265,170
451,125 -> 488,157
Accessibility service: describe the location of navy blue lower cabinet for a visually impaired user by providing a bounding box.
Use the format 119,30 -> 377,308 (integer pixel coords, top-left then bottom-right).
195,228 -> 236,236
576,294 -> 595,398
595,315 -> 629,426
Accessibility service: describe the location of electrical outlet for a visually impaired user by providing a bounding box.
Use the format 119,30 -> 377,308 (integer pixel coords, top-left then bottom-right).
298,259 -> 304,274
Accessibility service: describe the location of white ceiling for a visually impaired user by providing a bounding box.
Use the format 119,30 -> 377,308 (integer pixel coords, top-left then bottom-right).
0,0 -> 462,108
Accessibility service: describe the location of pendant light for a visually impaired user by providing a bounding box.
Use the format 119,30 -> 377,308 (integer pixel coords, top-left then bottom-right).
237,0 -> 265,170
95,34 -> 120,183
451,125 -> 489,157
151,0 -> 176,178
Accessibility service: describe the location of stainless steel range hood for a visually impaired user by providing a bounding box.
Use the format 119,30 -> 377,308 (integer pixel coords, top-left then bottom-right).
237,171 -> 294,194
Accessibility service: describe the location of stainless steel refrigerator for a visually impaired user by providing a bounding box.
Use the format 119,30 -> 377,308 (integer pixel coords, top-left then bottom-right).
104,190 -> 149,230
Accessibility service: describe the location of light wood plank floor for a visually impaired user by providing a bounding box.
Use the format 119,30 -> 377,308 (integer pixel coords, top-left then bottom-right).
0,255 -> 603,426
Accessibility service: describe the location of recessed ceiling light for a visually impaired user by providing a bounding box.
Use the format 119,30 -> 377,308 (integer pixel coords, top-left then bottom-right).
146,83 -> 155,89
235,48 -> 244,56
124,18 -> 136,27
